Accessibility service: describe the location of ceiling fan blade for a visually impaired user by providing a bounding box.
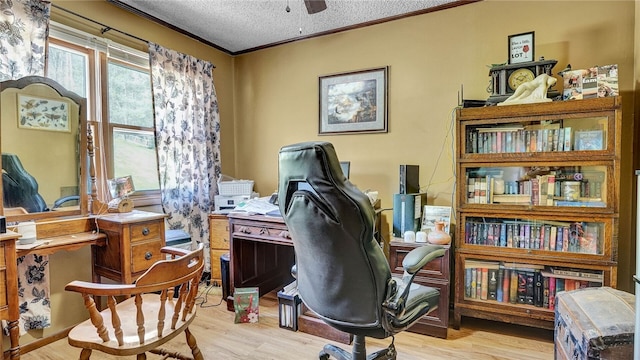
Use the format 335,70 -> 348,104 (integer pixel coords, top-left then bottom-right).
304,0 -> 327,14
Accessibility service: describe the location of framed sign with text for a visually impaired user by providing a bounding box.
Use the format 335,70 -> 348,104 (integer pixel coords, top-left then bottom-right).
508,31 -> 535,64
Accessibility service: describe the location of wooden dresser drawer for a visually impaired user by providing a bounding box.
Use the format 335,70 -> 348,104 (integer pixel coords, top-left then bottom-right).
130,222 -> 162,242
131,239 -> 164,273
389,242 -> 448,281
209,215 -> 229,249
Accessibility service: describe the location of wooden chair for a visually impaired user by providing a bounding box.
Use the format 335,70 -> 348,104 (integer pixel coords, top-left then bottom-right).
65,244 -> 205,360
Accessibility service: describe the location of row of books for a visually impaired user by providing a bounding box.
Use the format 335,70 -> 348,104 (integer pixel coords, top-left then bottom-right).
463,261 -> 602,309
463,220 -> 601,254
466,127 -> 574,154
467,172 -> 604,206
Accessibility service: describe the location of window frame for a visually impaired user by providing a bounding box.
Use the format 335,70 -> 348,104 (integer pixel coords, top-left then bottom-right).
46,29 -> 161,208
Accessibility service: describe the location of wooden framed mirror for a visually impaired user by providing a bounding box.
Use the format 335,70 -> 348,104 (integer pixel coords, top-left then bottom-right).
0,76 -> 90,222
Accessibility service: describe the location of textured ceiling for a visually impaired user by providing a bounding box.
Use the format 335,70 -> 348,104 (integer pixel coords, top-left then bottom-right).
112,0 -> 472,55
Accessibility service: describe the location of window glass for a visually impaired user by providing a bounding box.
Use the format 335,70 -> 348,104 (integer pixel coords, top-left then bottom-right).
107,62 -> 154,128
47,42 -> 88,98
107,60 -> 159,192
112,128 -> 158,191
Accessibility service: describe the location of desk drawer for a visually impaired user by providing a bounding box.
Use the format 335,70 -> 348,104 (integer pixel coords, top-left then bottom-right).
230,222 -> 291,244
210,216 -> 229,249
131,239 -> 164,273
130,222 -> 162,243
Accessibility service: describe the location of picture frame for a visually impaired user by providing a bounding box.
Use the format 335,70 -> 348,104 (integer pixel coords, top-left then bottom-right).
574,129 -> 604,151
107,175 -> 136,199
318,66 -> 388,135
421,205 -> 453,235
508,31 -> 535,64
17,94 -> 71,132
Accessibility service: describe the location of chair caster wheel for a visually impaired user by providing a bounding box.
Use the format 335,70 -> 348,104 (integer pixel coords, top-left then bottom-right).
319,352 -> 330,360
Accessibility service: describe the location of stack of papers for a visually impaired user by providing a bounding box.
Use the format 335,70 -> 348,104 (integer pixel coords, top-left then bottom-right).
232,197 -> 281,217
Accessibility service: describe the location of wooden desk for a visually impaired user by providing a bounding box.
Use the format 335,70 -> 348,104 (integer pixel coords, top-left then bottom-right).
226,213 -> 295,308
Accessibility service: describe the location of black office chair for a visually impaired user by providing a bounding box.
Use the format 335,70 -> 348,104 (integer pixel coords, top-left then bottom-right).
278,141 -> 445,360
2,153 -> 79,213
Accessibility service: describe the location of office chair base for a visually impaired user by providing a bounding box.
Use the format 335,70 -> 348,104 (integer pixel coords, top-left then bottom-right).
319,335 -> 396,360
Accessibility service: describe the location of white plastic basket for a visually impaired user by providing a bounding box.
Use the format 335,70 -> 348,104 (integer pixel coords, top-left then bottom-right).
218,179 -> 254,196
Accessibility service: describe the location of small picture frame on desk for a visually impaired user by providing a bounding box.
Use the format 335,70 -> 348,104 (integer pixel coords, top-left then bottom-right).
421,206 -> 452,235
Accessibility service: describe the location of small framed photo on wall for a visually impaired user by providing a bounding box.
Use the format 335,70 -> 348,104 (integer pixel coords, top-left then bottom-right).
508,31 -> 535,64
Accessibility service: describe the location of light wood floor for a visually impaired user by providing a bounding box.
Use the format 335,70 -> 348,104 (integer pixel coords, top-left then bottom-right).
22,285 -> 554,359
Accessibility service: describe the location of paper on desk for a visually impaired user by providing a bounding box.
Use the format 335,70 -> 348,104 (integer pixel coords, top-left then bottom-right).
16,240 -> 51,250
232,197 -> 280,215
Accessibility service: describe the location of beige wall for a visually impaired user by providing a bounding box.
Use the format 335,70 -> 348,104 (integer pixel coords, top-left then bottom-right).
233,0 -> 637,290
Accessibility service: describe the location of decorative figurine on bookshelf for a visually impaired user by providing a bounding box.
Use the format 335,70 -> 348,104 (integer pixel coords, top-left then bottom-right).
498,74 -> 557,106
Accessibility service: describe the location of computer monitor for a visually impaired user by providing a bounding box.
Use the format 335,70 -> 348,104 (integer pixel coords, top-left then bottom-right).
340,161 -> 351,179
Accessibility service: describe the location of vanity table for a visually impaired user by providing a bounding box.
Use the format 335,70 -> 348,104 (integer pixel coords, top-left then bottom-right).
0,231 -> 20,359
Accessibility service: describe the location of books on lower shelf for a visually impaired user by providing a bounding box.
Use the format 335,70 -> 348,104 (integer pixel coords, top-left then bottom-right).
463,219 -> 601,254
463,260 -> 603,310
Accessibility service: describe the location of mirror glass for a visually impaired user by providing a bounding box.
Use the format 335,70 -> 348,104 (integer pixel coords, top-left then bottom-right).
1,76 -> 88,221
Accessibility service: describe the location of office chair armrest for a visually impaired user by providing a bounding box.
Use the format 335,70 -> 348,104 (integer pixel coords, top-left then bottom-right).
402,245 -> 446,275
382,245 -> 446,318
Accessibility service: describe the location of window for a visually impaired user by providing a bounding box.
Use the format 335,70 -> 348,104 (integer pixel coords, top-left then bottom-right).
104,58 -> 158,192
46,24 -> 160,205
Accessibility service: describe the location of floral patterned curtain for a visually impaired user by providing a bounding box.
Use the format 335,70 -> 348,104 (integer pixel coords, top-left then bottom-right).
0,0 -> 51,334
148,43 -> 221,272
0,0 -> 50,80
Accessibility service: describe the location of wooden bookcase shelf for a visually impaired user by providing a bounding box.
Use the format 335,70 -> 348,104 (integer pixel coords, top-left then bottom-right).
453,97 -> 621,330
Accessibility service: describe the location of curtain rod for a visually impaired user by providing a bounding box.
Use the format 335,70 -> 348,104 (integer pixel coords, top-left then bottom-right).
51,4 -> 216,68
52,4 -> 148,44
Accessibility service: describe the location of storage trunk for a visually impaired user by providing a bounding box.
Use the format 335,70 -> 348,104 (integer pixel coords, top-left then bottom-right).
555,287 -> 634,359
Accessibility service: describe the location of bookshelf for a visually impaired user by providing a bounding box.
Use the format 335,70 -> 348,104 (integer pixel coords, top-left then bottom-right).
453,97 -> 621,330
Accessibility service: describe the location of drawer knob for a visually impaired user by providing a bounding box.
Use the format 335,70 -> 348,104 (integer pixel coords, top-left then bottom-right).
145,251 -> 153,260
142,227 -> 150,236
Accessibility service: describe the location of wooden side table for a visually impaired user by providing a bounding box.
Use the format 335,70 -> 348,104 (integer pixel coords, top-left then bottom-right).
388,239 -> 450,338
93,210 -> 167,284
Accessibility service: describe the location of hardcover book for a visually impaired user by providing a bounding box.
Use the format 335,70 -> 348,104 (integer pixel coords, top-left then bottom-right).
510,270 -> 519,304
480,268 -> 489,300
525,271 -> 535,305
517,271 -> 527,304
534,270 -> 543,307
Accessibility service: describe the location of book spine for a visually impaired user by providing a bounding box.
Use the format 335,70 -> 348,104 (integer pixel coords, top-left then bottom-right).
471,268 -> 477,299
525,271 -> 535,305
465,268 -> 472,298
510,270 -> 519,304
534,270 -> 543,307
517,271 -> 527,304
549,226 -> 564,251
543,276 -> 550,308
499,223 -> 507,247
480,268 -> 489,300
502,268 -> 510,302
564,127 -> 572,151
548,277 -> 556,310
